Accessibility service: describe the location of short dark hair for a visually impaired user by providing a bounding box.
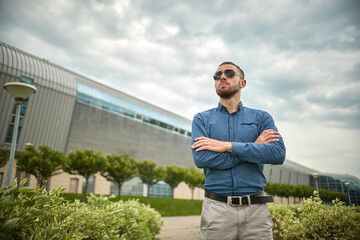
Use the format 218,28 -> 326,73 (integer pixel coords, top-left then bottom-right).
218,61 -> 244,79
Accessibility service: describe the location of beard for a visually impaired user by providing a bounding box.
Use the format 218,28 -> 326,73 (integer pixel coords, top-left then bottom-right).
216,82 -> 240,99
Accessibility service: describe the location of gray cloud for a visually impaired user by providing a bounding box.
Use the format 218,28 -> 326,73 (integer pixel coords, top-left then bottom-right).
1,0 -> 359,177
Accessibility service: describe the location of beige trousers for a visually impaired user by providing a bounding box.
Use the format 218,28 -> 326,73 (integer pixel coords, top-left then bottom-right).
200,197 -> 273,240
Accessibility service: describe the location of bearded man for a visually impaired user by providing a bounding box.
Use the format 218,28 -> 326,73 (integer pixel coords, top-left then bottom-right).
191,61 -> 286,240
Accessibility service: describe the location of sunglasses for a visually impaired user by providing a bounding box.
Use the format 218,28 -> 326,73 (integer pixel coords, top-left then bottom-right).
213,69 -> 243,80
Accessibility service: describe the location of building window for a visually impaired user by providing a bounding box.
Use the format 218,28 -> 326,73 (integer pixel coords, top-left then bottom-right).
20,76 -> 33,84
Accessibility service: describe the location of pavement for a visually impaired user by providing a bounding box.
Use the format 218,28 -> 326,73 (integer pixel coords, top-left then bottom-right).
156,215 -> 201,240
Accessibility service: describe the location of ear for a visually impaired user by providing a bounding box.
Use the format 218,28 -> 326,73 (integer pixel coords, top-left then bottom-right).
240,79 -> 246,88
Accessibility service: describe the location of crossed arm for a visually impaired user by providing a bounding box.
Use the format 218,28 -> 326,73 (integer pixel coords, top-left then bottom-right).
191,129 -> 280,153
191,111 -> 286,169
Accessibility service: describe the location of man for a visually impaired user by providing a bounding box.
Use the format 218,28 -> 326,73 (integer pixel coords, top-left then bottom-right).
191,62 -> 286,240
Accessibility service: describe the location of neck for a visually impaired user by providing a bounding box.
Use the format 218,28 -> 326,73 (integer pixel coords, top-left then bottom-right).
220,92 -> 241,114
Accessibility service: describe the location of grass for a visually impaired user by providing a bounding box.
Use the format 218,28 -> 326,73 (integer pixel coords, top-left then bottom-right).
62,193 -> 203,217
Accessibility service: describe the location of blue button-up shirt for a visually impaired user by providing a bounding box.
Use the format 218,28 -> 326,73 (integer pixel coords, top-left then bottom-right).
191,102 -> 286,196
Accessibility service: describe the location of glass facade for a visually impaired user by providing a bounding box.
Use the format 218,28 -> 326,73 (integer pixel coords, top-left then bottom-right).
110,177 -> 144,196
77,84 -> 192,136
310,175 -> 360,206
109,178 -> 172,198
149,181 -> 172,198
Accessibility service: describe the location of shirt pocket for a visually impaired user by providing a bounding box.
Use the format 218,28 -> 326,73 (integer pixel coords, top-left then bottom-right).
234,122 -> 259,142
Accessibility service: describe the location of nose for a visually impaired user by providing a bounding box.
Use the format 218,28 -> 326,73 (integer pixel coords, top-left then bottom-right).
220,72 -> 227,81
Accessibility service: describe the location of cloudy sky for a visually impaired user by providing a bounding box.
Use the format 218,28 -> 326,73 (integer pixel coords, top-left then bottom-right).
1,0 -> 359,178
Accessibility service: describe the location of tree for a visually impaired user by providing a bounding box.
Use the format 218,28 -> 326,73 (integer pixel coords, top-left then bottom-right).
137,160 -> 165,205
0,147 -> 9,168
163,165 -> 186,210
64,149 -> 105,201
101,154 -> 138,200
16,145 -> 65,190
184,166 -> 205,209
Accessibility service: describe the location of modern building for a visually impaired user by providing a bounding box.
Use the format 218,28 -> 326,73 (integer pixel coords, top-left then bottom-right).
0,41 -> 359,205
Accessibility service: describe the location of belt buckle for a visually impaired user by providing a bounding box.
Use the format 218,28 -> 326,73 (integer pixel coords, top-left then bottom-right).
227,196 -> 242,207
227,195 -> 251,207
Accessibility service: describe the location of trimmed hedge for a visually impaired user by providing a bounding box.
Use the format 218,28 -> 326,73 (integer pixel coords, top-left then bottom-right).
62,192 -> 203,217
265,182 -> 348,202
0,179 -> 163,239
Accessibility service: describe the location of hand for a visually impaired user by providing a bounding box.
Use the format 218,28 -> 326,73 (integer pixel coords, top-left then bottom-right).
192,137 -> 232,152
255,129 -> 280,144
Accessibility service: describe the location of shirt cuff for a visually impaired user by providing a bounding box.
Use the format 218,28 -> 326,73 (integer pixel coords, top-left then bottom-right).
231,142 -> 247,158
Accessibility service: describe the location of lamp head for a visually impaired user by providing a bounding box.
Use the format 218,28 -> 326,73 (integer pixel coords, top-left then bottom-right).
4,82 -> 37,103
312,172 -> 320,179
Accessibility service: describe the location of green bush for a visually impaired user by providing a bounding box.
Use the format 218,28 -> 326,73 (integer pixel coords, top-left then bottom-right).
269,193 -> 360,240
268,203 -> 295,240
0,179 -> 163,240
0,178 -> 65,239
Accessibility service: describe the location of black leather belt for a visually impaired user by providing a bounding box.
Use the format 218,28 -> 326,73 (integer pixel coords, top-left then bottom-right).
205,190 -> 273,206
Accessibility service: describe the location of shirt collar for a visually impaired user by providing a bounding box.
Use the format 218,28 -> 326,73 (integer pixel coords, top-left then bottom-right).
217,101 -> 243,113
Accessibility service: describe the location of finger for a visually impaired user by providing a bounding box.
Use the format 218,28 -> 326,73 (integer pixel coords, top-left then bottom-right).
192,142 -> 203,149
194,136 -> 208,141
260,131 -> 275,139
265,138 -> 280,143
264,134 -> 280,140
192,140 -> 209,149
264,131 -> 278,136
196,147 -> 204,152
263,130 -> 278,134
196,145 -> 209,152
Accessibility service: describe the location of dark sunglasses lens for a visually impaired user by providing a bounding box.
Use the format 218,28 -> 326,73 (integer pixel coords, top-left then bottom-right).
224,69 -> 235,77
213,69 -> 237,80
213,71 -> 222,80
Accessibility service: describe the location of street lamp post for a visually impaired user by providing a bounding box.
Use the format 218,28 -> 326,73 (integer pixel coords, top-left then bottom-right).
344,182 -> 351,206
312,172 -> 320,198
4,82 -> 37,186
